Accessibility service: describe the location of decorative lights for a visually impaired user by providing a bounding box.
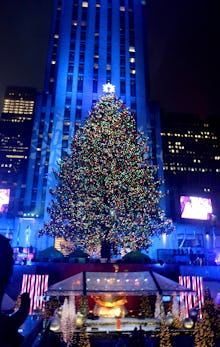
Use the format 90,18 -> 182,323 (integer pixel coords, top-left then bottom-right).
39,94 -> 174,252
103,82 -> 115,93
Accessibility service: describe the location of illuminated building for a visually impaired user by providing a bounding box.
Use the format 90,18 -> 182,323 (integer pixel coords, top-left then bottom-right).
160,111 -> 220,222
0,87 -> 36,215
23,0 -> 161,218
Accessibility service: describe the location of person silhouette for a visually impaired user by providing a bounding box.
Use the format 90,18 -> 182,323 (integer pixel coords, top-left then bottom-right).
0,234 -> 30,347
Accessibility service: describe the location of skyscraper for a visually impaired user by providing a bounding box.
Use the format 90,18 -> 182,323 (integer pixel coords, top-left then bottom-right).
0,87 -> 36,216
23,0 -> 160,220
161,111 -> 220,222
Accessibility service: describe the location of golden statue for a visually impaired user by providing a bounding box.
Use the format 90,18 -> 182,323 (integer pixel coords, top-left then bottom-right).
92,294 -> 127,318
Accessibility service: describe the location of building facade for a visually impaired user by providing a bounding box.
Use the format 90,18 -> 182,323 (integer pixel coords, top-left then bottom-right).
1,2 -> 220,262
23,0 -> 161,220
160,111 -> 220,223
0,87 -> 36,217
154,111 -> 220,264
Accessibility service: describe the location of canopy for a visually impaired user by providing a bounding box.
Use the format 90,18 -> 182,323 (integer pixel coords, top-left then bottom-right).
46,271 -> 192,296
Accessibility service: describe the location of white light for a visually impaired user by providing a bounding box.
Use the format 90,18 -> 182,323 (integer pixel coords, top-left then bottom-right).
162,233 -> 167,246
103,82 -> 115,93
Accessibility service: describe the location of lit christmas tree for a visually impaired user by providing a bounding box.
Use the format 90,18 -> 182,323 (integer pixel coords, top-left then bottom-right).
139,295 -> 154,318
44,297 -> 61,320
60,297 -> 76,346
78,295 -> 89,318
194,310 -> 214,347
78,323 -> 90,347
159,318 -> 173,347
179,300 -> 187,321
171,293 -> 180,318
154,293 -> 164,319
202,288 -> 220,341
39,93 -> 174,252
172,316 -> 183,330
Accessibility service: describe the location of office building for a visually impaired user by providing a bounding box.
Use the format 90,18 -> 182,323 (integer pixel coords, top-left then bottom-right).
0,87 -> 36,216
161,111 -> 220,223
23,0 -> 161,219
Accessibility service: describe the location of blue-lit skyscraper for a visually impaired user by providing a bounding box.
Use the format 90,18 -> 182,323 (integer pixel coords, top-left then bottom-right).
24,0 -> 161,221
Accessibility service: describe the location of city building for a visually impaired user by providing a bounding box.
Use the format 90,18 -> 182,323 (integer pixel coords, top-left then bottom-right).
160,111 -> 220,222
0,87 -> 36,217
155,111 -> 220,264
6,0 -> 164,252
1,1 -> 219,263
23,0 -> 161,220
1,1 -> 163,251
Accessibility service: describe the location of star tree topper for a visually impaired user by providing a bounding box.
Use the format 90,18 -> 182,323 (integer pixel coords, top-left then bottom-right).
103,82 -> 115,93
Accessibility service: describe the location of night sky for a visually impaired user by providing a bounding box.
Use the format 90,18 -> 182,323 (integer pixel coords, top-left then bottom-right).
0,0 -> 219,117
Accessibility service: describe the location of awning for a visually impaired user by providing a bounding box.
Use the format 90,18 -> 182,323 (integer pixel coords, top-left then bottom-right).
46,271 -> 193,296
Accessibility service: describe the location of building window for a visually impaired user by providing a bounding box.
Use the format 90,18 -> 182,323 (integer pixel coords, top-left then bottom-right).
77,77 -> 84,92
66,76 -> 73,92
130,80 -> 136,96
120,80 -> 126,95
93,79 -> 98,93
79,64 -> 84,74
76,98 -> 82,106
76,108 -> 82,120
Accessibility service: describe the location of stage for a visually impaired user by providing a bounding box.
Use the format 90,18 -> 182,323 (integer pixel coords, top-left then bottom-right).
85,317 -> 160,333
49,315 -> 160,334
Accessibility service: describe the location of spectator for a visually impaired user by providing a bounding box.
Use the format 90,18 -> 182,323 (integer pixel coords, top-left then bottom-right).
0,234 -> 30,346
144,332 -> 153,347
115,336 -> 127,347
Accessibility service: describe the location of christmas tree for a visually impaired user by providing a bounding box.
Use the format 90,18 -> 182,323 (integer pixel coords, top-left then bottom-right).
78,323 -> 90,347
154,293 -> 164,319
39,93 -> 173,252
60,297 -> 76,345
159,318 -> 173,347
139,295 -> 154,318
44,297 -> 61,320
202,288 -> 220,341
78,295 -> 89,318
171,293 -> 179,318
194,310 -> 214,347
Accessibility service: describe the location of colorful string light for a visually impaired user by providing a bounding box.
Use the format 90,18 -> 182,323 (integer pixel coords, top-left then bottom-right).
39,94 -> 174,252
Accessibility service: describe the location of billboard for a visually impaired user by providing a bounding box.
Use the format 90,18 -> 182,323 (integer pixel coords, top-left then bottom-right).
180,195 -> 212,221
0,189 -> 10,213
